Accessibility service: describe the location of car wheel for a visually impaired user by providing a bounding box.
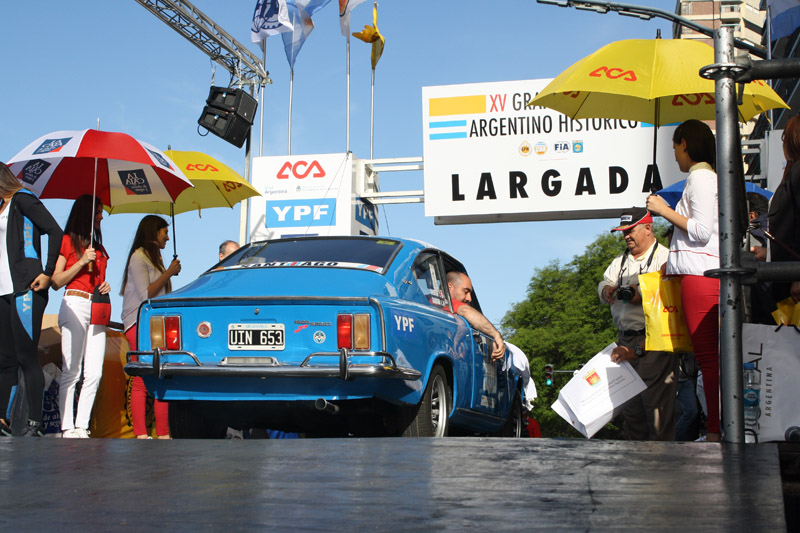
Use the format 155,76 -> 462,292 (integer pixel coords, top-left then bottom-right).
399,364 -> 451,437
497,392 -> 523,438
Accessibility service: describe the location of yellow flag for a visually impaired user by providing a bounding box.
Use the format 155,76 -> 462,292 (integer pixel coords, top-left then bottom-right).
352,1 -> 384,70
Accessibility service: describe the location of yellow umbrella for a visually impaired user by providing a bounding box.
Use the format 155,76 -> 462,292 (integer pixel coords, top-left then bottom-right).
107,150 -> 260,216
107,150 -> 261,258
529,39 -> 788,126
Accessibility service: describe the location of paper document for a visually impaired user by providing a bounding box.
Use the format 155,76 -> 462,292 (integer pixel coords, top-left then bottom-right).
551,343 -> 646,438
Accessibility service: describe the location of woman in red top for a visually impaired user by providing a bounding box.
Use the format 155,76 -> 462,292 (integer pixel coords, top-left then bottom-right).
51,195 -> 110,438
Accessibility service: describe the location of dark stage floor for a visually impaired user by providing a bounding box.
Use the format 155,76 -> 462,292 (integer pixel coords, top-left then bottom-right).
0,438 -> 788,531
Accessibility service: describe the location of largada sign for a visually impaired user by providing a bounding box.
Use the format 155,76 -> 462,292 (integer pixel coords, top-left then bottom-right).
422,79 -> 683,224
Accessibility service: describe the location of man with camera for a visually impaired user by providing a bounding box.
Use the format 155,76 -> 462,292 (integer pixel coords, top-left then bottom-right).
599,207 -> 676,441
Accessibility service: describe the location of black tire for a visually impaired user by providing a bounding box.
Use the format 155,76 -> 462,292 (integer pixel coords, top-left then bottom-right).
497,392 -> 523,438
399,364 -> 452,437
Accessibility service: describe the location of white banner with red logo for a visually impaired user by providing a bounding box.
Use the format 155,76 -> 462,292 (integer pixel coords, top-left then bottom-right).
422,79 -> 683,224
249,153 -> 378,241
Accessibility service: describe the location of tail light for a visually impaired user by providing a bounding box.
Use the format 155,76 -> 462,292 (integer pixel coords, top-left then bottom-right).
337,313 -> 370,350
150,315 -> 182,350
337,315 -> 353,349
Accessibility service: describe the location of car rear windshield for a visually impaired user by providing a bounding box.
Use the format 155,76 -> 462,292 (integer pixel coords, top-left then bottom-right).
220,237 -> 402,274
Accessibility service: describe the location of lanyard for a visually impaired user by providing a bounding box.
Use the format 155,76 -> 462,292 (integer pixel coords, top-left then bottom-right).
618,241 -> 658,287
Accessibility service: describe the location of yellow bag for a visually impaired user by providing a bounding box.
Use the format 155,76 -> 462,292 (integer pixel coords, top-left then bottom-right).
771,297 -> 800,327
638,271 -> 693,352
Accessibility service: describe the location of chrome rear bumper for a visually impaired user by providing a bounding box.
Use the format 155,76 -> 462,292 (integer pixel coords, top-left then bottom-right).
124,348 -> 422,381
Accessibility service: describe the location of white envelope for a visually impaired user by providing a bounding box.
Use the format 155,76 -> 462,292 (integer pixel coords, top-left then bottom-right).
551,343 -> 647,438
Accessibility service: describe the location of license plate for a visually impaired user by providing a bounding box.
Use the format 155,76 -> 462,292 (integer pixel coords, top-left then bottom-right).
228,323 -> 285,351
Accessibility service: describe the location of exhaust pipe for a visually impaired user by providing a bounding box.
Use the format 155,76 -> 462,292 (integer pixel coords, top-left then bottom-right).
315,398 -> 340,414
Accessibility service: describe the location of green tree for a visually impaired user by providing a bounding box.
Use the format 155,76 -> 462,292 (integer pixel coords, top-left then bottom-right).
503,222 -> 669,438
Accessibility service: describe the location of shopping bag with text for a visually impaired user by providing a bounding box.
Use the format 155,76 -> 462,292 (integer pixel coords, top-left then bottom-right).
639,271 -> 692,352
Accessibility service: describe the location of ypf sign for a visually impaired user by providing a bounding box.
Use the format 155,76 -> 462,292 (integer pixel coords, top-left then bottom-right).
422,79 -> 682,224
249,153 -> 378,241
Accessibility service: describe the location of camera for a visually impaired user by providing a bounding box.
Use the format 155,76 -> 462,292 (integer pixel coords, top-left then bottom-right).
617,286 -> 636,302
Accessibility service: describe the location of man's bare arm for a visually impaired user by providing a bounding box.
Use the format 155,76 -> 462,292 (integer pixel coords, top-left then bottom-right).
456,305 -> 505,361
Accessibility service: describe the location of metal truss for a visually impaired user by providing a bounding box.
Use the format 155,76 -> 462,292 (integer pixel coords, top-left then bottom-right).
134,0 -> 271,88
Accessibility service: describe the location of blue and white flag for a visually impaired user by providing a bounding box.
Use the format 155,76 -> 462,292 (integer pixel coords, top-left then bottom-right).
281,0 -> 332,69
769,0 -> 800,41
339,0 -> 367,37
252,0 -> 293,50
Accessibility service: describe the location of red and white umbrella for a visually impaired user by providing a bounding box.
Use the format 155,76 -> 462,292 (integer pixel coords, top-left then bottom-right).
6,129 -> 193,209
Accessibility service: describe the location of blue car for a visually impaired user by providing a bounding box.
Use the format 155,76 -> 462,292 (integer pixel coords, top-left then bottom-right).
125,236 -> 524,438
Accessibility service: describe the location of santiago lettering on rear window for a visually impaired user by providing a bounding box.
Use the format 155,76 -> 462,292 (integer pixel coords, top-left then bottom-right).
222,261 -> 384,273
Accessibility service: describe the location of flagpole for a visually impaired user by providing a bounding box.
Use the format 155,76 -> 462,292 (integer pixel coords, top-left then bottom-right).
346,34 -> 351,153
288,68 -> 294,155
370,68 -> 375,159
259,41 -> 266,156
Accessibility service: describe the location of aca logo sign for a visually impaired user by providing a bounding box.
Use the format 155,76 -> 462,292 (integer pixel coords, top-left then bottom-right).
266,198 -> 336,227
186,163 -> 219,172
589,66 -> 637,82
671,93 -> 715,107
276,160 -> 326,180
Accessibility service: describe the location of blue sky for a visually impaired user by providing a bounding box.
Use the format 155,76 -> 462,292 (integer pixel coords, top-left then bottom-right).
1,0 -> 675,326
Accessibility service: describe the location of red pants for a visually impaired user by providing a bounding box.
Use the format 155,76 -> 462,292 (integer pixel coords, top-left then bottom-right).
681,275 -> 720,434
125,325 -> 170,437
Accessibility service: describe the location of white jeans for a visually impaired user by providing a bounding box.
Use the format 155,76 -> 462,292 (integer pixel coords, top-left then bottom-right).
58,295 -> 106,430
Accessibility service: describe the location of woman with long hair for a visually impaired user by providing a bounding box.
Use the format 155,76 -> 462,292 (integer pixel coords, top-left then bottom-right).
647,119 -> 721,442
50,195 -> 110,438
766,114 -> 800,303
121,215 -> 181,439
0,162 -> 62,437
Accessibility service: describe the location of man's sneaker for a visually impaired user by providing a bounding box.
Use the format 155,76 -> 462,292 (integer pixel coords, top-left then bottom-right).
62,429 -> 79,438
73,428 -> 91,439
0,419 -> 11,437
21,420 -> 43,438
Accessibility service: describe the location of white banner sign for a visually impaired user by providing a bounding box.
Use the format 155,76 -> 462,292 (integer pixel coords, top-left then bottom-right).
249,153 -> 377,241
422,79 -> 683,224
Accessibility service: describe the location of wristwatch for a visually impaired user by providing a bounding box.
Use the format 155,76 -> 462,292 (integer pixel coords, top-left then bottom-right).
633,344 -> 645,358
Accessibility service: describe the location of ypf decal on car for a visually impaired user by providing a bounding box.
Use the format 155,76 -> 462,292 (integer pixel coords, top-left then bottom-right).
392,312 -> 416,338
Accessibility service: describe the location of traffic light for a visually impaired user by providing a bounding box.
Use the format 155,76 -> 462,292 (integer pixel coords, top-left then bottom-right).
544,364 -> 553,387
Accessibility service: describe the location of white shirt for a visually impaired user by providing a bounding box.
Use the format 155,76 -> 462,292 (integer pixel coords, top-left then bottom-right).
666,163 -> 720,276
0,199 -> 12,295
598,240 -> 669,332
122,248 -> 167,331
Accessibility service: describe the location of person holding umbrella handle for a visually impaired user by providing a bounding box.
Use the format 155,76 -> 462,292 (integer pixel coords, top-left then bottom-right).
121,215 -> 180,438
0,162 -> 63,437
50,195 -> 110,438
646,119 -> 721,442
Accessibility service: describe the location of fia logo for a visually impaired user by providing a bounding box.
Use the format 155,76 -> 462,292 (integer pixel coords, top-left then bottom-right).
32,137 -> 72,155
553,142 -> 570,154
